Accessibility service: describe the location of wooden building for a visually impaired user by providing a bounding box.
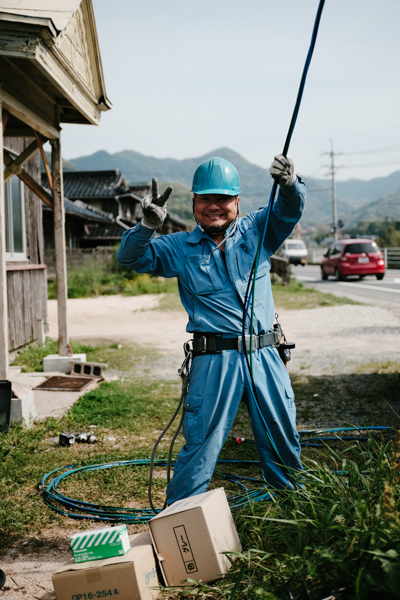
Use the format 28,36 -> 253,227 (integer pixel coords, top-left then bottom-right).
0,0 -> 111,378
41,169 -> 188,249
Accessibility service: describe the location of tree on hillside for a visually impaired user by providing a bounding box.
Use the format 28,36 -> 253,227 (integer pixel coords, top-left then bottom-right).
377,221 -> 400,247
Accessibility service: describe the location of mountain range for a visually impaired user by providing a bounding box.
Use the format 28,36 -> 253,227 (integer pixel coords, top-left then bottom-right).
67,147 -> 400,227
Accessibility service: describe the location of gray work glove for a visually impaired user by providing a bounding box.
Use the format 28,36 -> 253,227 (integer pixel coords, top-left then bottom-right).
141,178 -> 173,229
269,154 -> 297,186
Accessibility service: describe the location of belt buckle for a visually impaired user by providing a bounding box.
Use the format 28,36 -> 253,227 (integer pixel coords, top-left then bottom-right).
199,336 -> 207,353
237,334 -> 258,353
273,330 -> 281,345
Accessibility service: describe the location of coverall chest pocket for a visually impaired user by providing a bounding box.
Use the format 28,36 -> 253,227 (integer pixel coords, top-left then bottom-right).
236,232 -> 270,283
183,394 -> 203,446
184,255 -> 223,295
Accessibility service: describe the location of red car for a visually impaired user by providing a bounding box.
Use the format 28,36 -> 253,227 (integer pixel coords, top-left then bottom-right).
321,239 -> 385,281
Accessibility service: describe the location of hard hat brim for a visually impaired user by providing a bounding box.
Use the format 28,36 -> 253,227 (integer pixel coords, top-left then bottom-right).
191,188 -> 241,196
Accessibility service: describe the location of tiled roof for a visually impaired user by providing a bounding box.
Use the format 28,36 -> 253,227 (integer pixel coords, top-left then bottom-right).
44,198 -> 113,222
84,223 -> 127,239
41,170 -> 129,199
66,199 -> 113,221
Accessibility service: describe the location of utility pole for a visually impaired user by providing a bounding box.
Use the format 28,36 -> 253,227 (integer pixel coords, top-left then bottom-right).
323,140 -> 342,241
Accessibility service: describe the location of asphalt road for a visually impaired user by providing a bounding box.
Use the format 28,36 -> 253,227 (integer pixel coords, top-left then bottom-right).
291,264 -> 400,308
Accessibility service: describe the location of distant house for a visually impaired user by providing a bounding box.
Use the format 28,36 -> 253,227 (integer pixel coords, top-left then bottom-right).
41,169 -> 187,249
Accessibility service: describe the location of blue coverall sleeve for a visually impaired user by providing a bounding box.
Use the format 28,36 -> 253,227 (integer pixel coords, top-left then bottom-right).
116,223 -> 181,278
251,177 -> 306,256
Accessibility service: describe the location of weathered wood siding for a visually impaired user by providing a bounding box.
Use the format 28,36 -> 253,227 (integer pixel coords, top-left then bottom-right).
7,267 -> 47,350
5,137 -> 47,350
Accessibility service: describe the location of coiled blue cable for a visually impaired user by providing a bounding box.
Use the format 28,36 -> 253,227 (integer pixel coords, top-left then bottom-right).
40,424 -> 391,523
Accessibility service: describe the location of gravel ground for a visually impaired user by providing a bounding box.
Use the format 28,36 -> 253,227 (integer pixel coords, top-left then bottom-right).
279,303 -> 400,376
1,297 -> 399,599
48,294 -> 400,379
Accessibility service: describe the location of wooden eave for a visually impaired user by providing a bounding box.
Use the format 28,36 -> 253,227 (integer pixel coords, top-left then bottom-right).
0,8 -> 111,138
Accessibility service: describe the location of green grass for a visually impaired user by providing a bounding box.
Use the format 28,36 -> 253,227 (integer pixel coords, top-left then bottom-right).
11,338 -> 161,373
11,338 -> 96,372
0,374 -> 182,547
48,263 -> 179,299
3,344 -> 400,598
272,279 -> 361,310
167,438 -> 400,600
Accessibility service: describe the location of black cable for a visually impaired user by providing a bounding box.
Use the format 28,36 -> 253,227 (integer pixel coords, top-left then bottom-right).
240,0 -> 327,477
148,392 -> 185,513
148,347 -> 192,513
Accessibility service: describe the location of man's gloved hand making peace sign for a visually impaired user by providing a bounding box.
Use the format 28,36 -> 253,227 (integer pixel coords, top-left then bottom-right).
141,178 -> 173,229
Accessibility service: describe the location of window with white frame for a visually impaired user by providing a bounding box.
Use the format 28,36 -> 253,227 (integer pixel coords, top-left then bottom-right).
4,175 -> 26,260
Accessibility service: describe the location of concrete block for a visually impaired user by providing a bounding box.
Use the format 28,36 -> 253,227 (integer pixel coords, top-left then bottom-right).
43,354 -> 86,374
69,360 -> 107,379
11,382 -> 36,427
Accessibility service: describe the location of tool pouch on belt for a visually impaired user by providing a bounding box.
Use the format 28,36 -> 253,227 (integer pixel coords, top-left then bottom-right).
272,318 -> 295,366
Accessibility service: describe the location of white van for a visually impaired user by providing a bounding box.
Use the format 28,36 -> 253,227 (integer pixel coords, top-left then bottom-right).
281,239 -> 308,265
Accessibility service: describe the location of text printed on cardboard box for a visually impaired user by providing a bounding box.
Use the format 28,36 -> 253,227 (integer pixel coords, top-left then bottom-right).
173,525 -> 198,575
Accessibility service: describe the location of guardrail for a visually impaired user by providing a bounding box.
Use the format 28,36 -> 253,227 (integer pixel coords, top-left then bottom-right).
383,247 -> 400,269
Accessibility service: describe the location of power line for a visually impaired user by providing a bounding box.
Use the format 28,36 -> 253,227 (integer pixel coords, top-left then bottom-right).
297,154 -> 323,173
300,164 -> 325,179
341,157 -> 400,168
341,143 -> 400,156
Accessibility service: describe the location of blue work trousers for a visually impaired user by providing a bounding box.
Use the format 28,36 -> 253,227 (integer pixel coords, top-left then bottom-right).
166,345 -> 302,504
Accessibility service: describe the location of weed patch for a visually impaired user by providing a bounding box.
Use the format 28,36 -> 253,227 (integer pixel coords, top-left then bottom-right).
11,339 -> 159,374
11,339 -> 97,372
170,437 -> 400,600
48,258 -> 179,299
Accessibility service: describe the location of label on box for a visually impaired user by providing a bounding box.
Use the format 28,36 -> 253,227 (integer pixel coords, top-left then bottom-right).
70,525 -> 131,563
173,525 -> 198,575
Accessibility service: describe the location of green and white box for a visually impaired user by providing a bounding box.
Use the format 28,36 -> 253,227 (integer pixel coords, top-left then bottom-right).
70,525 -> 131,563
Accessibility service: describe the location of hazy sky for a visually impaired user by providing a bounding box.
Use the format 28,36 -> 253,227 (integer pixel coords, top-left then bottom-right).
61,0 -> 400,182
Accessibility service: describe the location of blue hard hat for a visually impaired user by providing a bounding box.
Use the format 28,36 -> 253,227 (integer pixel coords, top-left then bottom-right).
191,157 -> 241,196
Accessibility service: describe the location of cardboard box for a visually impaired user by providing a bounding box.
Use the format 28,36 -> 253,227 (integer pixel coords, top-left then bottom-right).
70,525 -> 131,563
53,532 -> 160,600
149,487 -> 241,586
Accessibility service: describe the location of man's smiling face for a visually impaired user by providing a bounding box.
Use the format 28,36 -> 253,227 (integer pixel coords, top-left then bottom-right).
193,194 -> 239,235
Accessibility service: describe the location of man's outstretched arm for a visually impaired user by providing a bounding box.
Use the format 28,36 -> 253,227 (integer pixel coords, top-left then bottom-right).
252,155 -> 306,256
117,178 -> 178,277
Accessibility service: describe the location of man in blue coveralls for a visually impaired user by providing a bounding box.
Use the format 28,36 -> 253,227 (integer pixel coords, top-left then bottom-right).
117,155 -> 306,504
